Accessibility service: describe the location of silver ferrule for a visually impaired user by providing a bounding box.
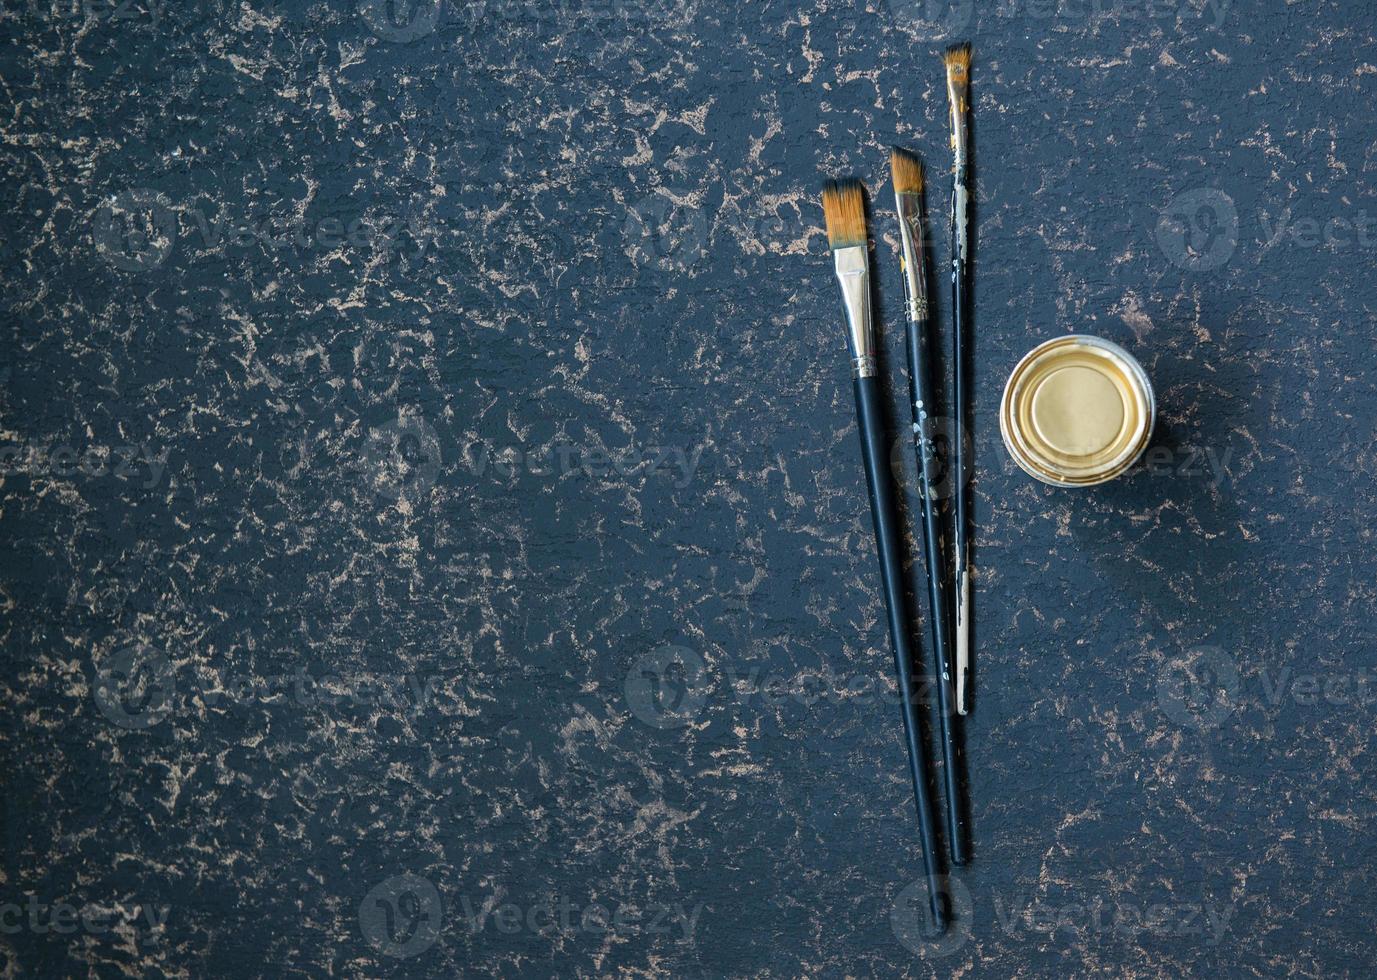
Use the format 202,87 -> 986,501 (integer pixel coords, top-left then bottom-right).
946,81 -> 969,169
894,193 -> 928,323
832,245 -> 877,378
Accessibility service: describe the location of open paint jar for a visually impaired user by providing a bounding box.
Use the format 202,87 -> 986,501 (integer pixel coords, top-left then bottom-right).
1000,335 -> 1155,487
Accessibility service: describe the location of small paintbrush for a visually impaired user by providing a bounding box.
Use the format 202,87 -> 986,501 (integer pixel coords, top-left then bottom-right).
822,178 -> 947,932
890,147 -> 968,867
943,41 -> 974,721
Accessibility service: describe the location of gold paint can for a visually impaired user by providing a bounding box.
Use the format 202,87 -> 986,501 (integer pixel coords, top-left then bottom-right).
1000,335 -> 1155,487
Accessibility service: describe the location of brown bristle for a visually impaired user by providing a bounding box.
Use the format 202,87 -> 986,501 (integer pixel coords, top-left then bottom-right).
943,41 -> 972,78
820,179 -> 867,249
889,147 -> 924,195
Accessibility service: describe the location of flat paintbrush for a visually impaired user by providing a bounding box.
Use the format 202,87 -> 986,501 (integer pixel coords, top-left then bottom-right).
821,178 -> 947,932
943,42 -> 974,722
890,147 -> 968,867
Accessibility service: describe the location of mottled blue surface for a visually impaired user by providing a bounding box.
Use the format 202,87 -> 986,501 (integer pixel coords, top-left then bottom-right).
2,0 -> 1376,976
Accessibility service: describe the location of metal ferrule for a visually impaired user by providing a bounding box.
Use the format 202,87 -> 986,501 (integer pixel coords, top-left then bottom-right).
832,244 -> 877,378
945,77 -> 970,169
894,192 -> 928,323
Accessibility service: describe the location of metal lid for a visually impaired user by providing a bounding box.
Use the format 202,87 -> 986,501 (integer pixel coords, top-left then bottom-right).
1000,335 -> 1155,487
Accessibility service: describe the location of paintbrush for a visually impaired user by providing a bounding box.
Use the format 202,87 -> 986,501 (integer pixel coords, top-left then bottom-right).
821,178 -> 947,932
890,147 -> 968,867
943,42 -> 974,721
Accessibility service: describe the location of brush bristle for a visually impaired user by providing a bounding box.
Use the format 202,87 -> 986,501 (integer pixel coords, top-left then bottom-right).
943,41 -> 971,77
889,147 -> 924,195
820,179 -> 866,249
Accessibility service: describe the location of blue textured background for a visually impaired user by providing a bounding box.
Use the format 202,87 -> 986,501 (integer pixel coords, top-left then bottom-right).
3,0 -> 1376,975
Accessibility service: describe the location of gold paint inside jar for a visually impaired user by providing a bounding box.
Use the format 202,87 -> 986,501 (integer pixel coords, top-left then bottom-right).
1000,335 -> 1155,487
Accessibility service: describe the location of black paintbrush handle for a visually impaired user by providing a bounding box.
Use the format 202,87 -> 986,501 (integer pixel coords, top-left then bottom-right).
951,164 -> 973,721
853,374 -> 946,933
905,316 -> 968,867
